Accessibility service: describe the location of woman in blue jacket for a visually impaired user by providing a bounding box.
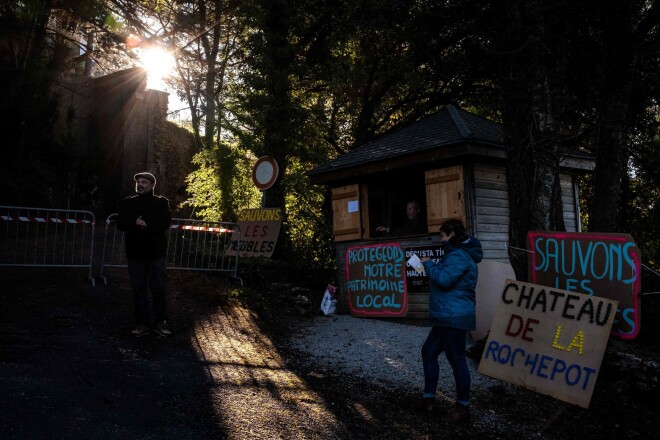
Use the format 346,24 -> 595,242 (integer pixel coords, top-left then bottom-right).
419,219 -> 482,423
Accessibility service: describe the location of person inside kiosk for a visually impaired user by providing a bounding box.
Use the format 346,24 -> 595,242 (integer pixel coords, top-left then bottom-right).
375,200 -> 426,236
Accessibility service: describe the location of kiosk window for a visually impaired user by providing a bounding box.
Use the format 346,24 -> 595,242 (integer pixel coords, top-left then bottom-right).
367,175 -> 427,238
328,166 -> 466,241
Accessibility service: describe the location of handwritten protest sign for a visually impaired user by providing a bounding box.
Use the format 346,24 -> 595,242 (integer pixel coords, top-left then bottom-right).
226,208 -> 282,258
404,245 -> 444,293
478,280 -> 617,408
527,231 -> 641,339
345,243 -> 408,317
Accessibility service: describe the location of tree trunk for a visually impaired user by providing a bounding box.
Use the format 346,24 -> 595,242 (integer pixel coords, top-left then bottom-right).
589,43 -> 638,232
503,92 -> 564,280
260,0 -> 294,257
589,1 -> 660,231
497,2 -> 566,280
589,96 -> 631,232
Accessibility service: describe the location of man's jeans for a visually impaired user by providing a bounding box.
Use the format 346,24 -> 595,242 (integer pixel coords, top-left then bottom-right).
421,326 -> 470,402
127,258 -> 167,326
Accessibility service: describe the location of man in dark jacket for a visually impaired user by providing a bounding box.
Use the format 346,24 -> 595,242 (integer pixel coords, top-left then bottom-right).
117,172 -> 172,337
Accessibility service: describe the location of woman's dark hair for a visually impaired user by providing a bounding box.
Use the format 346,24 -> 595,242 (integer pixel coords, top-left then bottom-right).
440,219 -> 469,244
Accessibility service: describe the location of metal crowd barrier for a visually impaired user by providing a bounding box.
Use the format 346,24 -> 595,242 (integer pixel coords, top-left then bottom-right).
0,205 -> 96,285
99,213 -> 243,285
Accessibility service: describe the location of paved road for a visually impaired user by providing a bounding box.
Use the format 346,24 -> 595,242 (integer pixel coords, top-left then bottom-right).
190,305 -> 344,439
0,269 -> 345,439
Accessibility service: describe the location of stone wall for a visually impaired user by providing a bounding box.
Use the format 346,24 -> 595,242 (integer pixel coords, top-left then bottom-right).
155,119 -> 196,212
51,73 -> 95,157
52,68 -> 194,216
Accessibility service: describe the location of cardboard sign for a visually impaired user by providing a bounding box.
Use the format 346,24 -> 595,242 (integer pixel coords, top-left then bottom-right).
473,260 -> 517,342
404,245 -> 444,293
527,231 -> 641,339
478,280 -> 617,408
345,243 -> 408,317
226,208 -> 282,258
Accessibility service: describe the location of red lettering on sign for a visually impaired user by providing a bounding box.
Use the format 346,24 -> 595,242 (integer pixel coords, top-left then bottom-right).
244,224 -> 270,237
505,314 -> 540,342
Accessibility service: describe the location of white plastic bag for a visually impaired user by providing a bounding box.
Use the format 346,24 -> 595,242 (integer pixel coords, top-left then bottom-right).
320,284 -> 338,315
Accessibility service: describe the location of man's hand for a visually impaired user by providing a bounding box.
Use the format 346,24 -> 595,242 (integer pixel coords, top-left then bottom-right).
420,256 -> 431,263
136,216 -> 147,229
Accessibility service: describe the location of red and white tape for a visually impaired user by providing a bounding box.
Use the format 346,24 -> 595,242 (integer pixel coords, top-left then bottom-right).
170,224 -> 232,233
1,215 -> 92,224
106,218 -> 232,233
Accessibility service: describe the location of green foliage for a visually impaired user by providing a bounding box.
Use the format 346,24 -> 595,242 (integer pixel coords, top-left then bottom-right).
182,149 -> 222,220
104,12 -> 119,30
577,174 -> 593,232
290,0 -> 480,151
1,0 -> 659,284
283,158 -> 335,273
627,179 -> 660,271
183,147 -> 336,273
182,141 -> 261,221
579,163 -> 660,273
626,146 -> 660,271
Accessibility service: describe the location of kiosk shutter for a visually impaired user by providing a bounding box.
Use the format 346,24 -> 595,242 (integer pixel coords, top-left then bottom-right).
331,184 -> 362,242
425,166 -> 466,228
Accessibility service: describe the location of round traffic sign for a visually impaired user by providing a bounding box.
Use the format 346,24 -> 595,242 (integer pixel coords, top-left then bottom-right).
252,156 -> 279,190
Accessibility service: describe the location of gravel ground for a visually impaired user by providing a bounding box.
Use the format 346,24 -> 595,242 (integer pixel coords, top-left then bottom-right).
280,309 -> 660,440
287,314 -> 496,395
283,314 -> 531,438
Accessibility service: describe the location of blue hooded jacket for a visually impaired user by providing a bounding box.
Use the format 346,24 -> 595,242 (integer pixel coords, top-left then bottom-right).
422,236 -> 483,330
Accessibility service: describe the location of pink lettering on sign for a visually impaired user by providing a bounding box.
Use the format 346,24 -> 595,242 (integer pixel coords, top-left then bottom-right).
345,243 -> 408,318
527,232 -> 641,340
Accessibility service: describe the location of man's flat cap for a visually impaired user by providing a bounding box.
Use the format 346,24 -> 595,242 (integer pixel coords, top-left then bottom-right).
134,172 -> 156,184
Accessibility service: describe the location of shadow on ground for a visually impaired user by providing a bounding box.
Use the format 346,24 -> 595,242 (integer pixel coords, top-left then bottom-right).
1,267 -> 659,439
0,268 -> 229,439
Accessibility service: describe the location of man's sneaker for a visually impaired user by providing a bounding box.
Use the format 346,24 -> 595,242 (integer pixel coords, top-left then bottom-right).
154,321 -> 172,337
131,325 -> 150,338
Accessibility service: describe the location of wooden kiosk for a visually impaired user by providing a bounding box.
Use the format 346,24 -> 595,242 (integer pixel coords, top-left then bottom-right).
308,106 -> 595,319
